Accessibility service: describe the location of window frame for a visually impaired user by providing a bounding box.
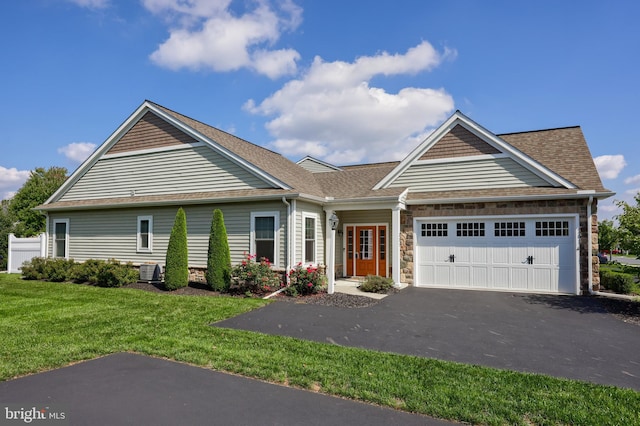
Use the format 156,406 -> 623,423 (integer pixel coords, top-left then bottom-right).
137,215 -> 153,253
250,211 -> 280,266
53,219 -> 69,259
302,213 -> 318,264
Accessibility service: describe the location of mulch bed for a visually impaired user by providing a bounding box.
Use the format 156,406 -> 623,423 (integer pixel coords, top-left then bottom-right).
598,296 -> 640,326
123,281 -> 387,308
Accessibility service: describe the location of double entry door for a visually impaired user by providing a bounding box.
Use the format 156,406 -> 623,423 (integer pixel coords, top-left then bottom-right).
345,225 -> 387,277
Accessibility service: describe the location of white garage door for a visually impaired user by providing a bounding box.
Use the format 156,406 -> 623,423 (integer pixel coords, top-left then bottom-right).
415,216 -> 578,294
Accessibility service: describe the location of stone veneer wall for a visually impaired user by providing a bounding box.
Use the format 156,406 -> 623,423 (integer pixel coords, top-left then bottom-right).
399,198 -> 599,294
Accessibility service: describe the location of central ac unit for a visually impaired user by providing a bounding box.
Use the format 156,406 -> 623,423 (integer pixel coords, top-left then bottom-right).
139,263 -> 161,282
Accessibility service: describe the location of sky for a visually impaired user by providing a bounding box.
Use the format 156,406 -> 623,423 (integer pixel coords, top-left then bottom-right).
0,0 -> 638,222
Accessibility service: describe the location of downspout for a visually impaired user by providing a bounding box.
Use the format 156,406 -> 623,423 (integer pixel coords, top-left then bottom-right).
587,196 -> 596,295
44,212 -> 49,258
281,197 -> 291,285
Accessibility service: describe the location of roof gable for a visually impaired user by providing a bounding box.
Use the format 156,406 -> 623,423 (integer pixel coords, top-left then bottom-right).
46,101 -> 299,205
374,111 -> 576,191
296,156 -> 343,173
107,111 -> 196,154
419,124 -> 500,160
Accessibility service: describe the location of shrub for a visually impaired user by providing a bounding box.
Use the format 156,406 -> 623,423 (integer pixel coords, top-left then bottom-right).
286,263 -> 326,296
71,259 -> 106,284
95,259 -> 139,288
164,208 -> 189,291
359,275 -> 394,293
43,258 -> 76,282
23,257 -> 75,282
600,269 -> 635,294
20,257 -> 48,280
230,253 -> 282,295
206,209 -> 231,291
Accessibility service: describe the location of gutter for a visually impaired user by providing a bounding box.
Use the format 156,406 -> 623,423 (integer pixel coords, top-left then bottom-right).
35,193 -> 304,212
407,191 -> 615,206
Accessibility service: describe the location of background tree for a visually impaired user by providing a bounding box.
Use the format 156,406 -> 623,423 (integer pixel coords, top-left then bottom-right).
9,167 -> 67,237
164,208 -> 189,290
0,200 -> 15,270
597,219 -> 618,260
616,193 -> 640,256
206,209 -> 231,291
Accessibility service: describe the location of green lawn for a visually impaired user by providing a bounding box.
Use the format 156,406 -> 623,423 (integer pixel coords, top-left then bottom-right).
1,274 -> 639,426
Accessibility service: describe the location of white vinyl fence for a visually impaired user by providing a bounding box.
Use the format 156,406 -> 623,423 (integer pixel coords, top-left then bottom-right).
7,233 -> 46,273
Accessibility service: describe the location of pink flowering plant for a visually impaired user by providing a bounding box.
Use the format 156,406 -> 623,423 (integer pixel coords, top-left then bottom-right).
230,253 -> 283,295
286,263 -> 327,296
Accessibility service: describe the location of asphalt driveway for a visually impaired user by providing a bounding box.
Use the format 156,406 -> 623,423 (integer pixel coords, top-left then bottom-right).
216,287 -> 640,390
0,353 -> 448,426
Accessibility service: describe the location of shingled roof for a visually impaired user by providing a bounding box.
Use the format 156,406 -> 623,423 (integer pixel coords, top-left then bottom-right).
39,102 -> 610,212
499,126 -> 608,192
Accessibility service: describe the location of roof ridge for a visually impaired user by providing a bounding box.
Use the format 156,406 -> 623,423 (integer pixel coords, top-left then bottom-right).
498,126 -> 581,136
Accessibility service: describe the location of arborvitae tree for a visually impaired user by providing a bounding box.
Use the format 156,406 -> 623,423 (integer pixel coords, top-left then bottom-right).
206,209 -> 231,291
164,208 -> 189,290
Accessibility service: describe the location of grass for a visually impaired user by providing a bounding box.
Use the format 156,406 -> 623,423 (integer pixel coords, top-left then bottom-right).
1,274 -> 639,425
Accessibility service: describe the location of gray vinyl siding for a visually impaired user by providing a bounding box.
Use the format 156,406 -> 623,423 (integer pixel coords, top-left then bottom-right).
47,201 -> 288,269
389,157 -> 551,191
60,145 -> 273,201
297,158 -> 339,173
295,201 -> 325,265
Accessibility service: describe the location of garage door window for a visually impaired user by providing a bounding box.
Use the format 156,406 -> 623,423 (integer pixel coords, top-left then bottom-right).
535,221 -> 569,237
456,222 -> 485,237
494,221 -> 525,237
421,223 -> 448,237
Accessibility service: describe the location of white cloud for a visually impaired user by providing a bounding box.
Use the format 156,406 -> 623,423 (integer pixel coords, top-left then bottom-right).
58,142 -> 96,163
624,174 -> 640,185
246,41 -> 456,163
147,0 -> 302,78
0,167 -> 30,201
594,155 -> 626,179
67,0 -> 110,9
624,188 -> 640,197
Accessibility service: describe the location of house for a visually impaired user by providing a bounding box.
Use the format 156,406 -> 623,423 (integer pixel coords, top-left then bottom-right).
37,101 -> 613,294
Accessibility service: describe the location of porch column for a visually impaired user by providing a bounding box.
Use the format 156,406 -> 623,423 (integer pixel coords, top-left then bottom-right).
325,209 -> 336,294
392,206 -> 402,286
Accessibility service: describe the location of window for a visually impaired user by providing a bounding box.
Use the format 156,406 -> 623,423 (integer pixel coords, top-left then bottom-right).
379,228 -> 386,261
251,212 -> 279,265
359,229 -> 373,260
494,222 -> 526,237
303,215 -> 316,263
53,219 -> 69,259
137,216 -> 153,252
535,220 -> 569,237
456,222 -> 485,237
421,223 -> 448,237
347,229 -> 354,260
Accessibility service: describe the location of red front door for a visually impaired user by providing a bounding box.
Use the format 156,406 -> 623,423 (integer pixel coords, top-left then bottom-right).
346,225 -> 387,277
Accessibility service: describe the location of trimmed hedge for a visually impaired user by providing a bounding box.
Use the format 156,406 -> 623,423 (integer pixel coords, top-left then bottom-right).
164,207 -> 189,290
21,257 -> 138,287
206,209 -> 231,291
600,269 -> 634,294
